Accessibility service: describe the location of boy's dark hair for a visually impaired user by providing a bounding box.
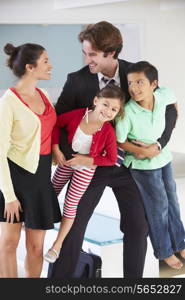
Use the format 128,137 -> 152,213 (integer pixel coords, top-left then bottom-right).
4,43 -> 45,78
78,21 -> 123,59
96,84 -> 125,118
126,61 -> 159,88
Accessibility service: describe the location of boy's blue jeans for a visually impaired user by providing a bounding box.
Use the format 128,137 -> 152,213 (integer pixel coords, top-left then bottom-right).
130,162 -> 185,260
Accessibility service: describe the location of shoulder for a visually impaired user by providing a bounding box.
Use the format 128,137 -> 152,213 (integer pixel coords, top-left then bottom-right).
154,86 -> 177,103
68,65 -> 90,79
59,108 -> 86,117
39,88 -> 49,98
0,89 -> 16,107
102,122 -> 115,134
68,107 -> 86,114
116,104 -> 132,127
124,100 -> 133,112
118,59 -> 133,70
0,89 -> 17,118
38,88 -> 54,107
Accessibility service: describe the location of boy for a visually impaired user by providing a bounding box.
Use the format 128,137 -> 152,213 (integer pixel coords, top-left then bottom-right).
116,61 -> 185,269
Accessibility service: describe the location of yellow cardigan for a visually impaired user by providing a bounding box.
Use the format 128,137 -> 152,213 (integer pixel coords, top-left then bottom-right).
0,88 -> 52,203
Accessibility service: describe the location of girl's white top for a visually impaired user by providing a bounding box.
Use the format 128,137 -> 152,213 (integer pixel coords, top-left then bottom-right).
72,126 -> 93,170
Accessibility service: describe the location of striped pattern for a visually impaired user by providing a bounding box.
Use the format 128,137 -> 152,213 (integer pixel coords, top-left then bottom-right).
115,147 -> 125,167
52,165 -> 95,219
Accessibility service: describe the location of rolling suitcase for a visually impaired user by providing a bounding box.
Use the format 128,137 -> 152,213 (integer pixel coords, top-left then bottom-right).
47,249 -> 102,278
73,250 -> 102,278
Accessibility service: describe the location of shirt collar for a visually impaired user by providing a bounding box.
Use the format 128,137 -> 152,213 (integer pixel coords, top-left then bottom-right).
129,97 -> 156,114
98,63 -> 120,86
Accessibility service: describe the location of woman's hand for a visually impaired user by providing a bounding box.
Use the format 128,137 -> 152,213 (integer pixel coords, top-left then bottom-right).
52,144 -> 66,166
4,200 -> 23,223
65,154 -> 94,168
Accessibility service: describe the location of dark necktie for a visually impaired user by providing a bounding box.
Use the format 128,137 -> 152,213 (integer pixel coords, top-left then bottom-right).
102,77 -> 115,85
101,77 -> 124,167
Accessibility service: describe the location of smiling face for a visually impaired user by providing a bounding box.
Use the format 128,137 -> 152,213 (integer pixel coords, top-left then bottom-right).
82,40 -> 116,76
27,50 -> 52,80
93,96 -> 121,122
127,72 -> 158,104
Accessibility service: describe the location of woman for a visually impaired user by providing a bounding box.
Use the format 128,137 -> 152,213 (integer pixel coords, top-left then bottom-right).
0,43 -> 61,277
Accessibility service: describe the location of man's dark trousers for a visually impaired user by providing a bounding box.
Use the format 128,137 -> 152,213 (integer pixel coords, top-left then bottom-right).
48,164 -> 148,278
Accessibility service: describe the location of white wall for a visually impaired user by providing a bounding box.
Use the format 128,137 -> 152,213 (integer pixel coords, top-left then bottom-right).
0,0 -> 185,153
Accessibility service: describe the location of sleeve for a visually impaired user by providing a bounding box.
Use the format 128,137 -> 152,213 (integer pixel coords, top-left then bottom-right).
115,115 -> 131,143
51,125 -> 61,145
0,99 -> 17,203
93,126 -> 117,166
55,74 -> 78,115
51,109 -> 80,145
157,104 -> 177,148
155,87 -> 177,148
155,86 -> 177,105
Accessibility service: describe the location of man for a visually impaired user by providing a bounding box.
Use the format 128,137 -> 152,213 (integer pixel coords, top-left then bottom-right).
48,21 -> 177,278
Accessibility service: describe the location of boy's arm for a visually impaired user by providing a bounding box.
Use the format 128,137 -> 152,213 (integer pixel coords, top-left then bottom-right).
131,96 -> 178,154
135,103 -> 178,152
157,104 -> 177,149
119,140 -> 160,159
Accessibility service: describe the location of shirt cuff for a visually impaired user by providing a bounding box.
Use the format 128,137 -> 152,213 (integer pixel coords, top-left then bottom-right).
156,141 -> 162,150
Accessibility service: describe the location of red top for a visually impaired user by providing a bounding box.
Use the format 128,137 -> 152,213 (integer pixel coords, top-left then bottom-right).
10,87 -> 57,154
52,108 -> 117,166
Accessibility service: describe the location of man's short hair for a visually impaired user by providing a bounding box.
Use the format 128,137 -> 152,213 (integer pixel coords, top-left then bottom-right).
78,21 -> 123,59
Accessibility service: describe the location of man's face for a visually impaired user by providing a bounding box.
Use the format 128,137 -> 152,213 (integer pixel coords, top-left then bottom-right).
82,40 -> 114,75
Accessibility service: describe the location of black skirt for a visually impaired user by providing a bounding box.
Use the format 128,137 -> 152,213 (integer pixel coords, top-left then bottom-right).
0,154 -> 61,229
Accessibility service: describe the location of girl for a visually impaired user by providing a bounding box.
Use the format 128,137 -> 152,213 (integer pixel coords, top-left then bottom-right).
0,43 -> 61,277
116,61 -> 185,270
44,84 -> 125,263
